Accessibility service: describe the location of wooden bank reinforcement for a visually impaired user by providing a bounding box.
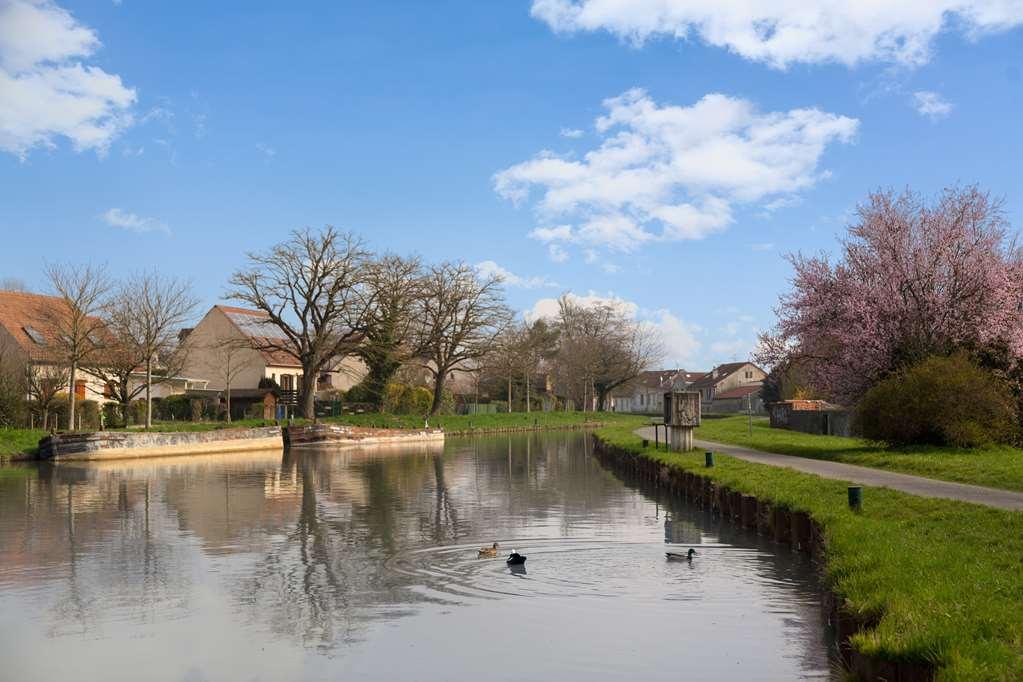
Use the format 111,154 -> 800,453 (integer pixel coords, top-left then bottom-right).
592,435 -> 934,682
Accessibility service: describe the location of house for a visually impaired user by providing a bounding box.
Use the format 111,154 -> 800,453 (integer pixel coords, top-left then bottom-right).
179,305 -> 365,402
688,362 -> 767,414
0,290 -> 206,415
613,369 -> 706,414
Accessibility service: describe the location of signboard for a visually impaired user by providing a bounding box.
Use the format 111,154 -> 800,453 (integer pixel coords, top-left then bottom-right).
663,391 -> 701,427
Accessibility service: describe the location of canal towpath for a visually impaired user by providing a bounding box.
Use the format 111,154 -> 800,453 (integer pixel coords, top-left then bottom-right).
635,427 -> 1023,512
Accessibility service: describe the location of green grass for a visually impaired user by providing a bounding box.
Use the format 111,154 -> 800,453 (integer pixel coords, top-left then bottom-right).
595,422 -> 1023,681
326,410 -> 633,432
696,415 -> 1023,493
0,428 -> 46,460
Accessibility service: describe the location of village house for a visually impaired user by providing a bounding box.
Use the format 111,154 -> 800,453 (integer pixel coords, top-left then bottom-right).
179,305 -> 366,405
0,290 -> 206,422
689,361 -> 767,414
612,369 -> 707,414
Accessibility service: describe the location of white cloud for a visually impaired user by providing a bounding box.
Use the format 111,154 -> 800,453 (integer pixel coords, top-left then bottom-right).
912,90 -> 953,120
531,0 -> 1023,68
101,207 -> 169,234
475,260 -> 558,289
0,0 -> 136,158
256,142 -> 276,159
496,89 -> 856,255
560,127 -> 584,138
524,291 -> 701,366
548,244 -> 569,262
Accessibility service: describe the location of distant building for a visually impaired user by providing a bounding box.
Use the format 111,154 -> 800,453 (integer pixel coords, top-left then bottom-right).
689,362 -> 767,414
613,369 -> 706,414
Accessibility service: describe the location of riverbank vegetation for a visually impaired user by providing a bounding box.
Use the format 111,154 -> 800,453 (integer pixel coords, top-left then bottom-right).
759,186 -> 1023,449
0,428 -> 45,460
595,422 -> 1023,680
699,415 -> 1023,492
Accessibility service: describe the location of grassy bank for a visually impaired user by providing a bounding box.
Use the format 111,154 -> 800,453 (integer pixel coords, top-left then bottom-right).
0,412 -> 632,461
595,422 -> 1023,680
0,428 -> 46,461
697,415 -> 1023,492
326,411 -> 626,432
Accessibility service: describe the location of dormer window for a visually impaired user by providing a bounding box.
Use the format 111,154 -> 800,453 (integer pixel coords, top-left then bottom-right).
23,326 -> 45,345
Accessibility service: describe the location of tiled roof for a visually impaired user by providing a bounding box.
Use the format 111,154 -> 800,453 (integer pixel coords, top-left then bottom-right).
713,384 -> 762,400
214,304 -> 302,368
0,290 -> 103,363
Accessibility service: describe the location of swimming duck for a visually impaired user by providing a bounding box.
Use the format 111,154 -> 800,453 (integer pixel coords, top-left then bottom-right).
666,548 -> 696,562
506,550 -> 527,565
478,542 -> 499,559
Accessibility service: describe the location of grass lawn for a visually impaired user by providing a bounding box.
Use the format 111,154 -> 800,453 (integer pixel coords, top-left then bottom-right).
0,428 -> 46,460
326,410 -> 631,432
595,422 -> 1023,681
696,415 -> 1023,493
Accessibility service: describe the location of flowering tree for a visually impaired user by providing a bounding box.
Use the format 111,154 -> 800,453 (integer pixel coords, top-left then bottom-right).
758,186 -> 1023,404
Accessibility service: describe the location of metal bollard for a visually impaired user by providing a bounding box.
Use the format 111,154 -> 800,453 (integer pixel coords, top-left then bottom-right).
848,486 -> 862,511
705,451 -> 715,467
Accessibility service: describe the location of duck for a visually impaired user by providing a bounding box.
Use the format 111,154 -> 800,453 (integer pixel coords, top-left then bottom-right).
666,548 -> 696,562
506,550 -> 527,565
477,542 -> 499,559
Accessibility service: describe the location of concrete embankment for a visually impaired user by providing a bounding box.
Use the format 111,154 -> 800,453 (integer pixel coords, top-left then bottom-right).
592,435 -> 934,682
38,426 -> 283,462
283,423 -> 445,449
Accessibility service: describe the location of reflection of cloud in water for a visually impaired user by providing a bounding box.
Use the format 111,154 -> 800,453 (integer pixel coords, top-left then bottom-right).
0,431 -> 833,679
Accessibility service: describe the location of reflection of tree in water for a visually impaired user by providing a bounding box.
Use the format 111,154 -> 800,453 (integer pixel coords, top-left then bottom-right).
14,468 -> 192,639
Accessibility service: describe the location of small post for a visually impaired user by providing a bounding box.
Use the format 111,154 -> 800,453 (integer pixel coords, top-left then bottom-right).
848,486 -> 862,511
642,438 -> 649,448
705,451 -> 715,467
654,426 -> 659,450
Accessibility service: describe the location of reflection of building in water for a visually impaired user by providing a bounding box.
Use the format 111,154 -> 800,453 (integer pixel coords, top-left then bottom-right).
664,516 -> 702,544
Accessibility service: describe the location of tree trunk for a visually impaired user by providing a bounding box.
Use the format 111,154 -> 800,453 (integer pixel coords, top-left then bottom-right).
507,376 -> 512,413
226,379 -> 232,423
68,361 -> 77,431
145,357 -> 153,429
525,371 -> 531,413
300,370 -> 317,420
429,369 -> 447,416
597,388 -> 608,412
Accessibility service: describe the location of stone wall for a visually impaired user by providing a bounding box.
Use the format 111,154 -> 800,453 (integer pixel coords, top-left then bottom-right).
38,426 -> 283,461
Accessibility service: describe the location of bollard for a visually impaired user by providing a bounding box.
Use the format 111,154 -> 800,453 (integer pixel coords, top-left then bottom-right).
642,439 -> 649,448
705,451 -> 715,467
848,486 -> 863,511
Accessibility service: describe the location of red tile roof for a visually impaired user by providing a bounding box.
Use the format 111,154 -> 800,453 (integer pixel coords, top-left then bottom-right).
713,385 -> 762,400
0,290 -> 103,363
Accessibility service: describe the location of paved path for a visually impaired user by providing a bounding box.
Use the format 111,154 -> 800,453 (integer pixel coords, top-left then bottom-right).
635,427 -> 1023,511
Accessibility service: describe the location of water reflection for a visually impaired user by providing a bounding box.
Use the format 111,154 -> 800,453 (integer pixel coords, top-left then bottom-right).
0,433 -> 834,681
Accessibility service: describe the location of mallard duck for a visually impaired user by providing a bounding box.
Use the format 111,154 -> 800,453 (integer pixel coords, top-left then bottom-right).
506,550 -> 527,565
477,542 -> 499,559
666,548 -> 696,562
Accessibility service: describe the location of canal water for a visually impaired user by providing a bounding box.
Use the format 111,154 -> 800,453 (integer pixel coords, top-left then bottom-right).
0,432 -> 834,681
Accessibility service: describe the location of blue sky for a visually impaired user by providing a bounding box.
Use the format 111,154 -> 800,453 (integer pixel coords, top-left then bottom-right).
2,1 -> 1023,370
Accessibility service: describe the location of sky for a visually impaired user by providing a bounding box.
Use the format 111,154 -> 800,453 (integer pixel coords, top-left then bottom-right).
2,1 -> 1023,371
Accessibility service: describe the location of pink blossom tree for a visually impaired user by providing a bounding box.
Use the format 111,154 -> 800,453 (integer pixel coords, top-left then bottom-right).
758,186 -> 1023,405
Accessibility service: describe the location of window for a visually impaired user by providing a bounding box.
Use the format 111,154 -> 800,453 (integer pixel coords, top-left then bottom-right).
745,370 -> 752,379
318,373 -> 332,388
22,326 -> 45,345
75,380 -> 86,400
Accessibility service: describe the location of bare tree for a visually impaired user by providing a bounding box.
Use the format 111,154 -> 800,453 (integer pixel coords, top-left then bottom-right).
0,277 -> 27,292
356,254 -> 428,409
228,227 -> 371,419
0,334 -> 27,427
416,262 -> 512,415
25,364 -> 67,430
208,336 -> 258,423
487,323 -> 526,412
554,296 -> 663,412
520,318 -> 559,413
45,263 -> 112,430
106,273 -> 198,428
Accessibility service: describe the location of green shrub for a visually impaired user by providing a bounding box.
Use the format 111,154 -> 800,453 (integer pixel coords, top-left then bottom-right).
382,383 -> 433,415
159,394 -> 192,421
857,354 -> 1018,447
